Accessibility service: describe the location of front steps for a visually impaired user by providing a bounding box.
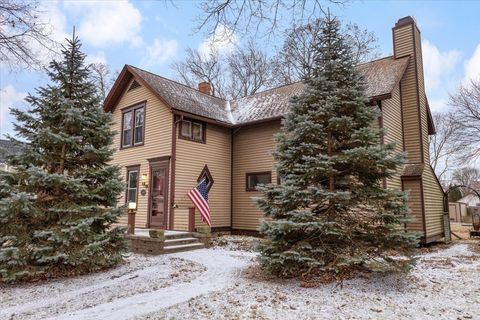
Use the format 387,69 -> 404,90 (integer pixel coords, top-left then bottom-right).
126,230 -> 205,255
163,232 -> 205,254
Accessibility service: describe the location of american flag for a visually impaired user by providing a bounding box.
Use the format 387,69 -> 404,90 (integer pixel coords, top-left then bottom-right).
187,178 -> 211,226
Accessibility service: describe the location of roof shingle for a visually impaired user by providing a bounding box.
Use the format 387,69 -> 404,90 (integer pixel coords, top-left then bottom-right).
106,55 -> 410,126
0,139 -> 22,163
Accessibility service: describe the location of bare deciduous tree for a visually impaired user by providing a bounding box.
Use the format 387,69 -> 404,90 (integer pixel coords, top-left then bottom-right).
227,41 -> 272,98
171,42 -> 271,99
344,23 -> 380,63
452,167 -> 480,196
449,79 -> 480,162
171,48 -> 226,97
0,0 -> 56,70
429,112 -> 463,181
271,19 -> 379,85
89,62 -> 112,101
196,0 -> 345,38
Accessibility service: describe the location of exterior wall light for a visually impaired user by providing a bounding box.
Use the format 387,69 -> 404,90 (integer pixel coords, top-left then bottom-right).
141,173 -> 148,187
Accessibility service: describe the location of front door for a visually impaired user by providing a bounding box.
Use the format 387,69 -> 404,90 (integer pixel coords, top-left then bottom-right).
149,161 -> 169,228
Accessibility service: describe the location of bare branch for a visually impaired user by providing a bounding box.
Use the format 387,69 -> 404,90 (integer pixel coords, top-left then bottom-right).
451,167 -> 480,196
89,62 -> 113,101
449,79 -> 480,163
0,0 -> 57,70
271,18 -> 380,86
171,41 -> 273,99
429,112 -> 463,181
196,0 -> 347,39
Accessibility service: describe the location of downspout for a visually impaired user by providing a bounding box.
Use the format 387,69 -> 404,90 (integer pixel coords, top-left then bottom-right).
226,99 -> 237,232
169,113 -> 183,230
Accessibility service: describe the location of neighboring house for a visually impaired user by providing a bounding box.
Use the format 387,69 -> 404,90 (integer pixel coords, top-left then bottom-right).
104,16 -> 448,244
449,194 -> 480,223
448,202 -> 467,223
457,194 -> 480,207
0,139 -> 21,172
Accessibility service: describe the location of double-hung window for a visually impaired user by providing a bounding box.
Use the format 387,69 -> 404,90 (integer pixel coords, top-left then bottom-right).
122,104 -> 145,148
126,166 -> 139,205
179,118 -> 206,143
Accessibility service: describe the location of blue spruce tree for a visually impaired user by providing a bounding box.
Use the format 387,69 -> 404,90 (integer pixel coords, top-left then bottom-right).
0,34 -> 126,282
257,16 -> 419,277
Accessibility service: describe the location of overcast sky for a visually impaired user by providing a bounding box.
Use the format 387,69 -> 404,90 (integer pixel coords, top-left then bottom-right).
1,0 -> 479,138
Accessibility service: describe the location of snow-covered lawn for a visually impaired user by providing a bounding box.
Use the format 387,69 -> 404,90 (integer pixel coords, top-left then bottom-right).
1,243 -> 479,320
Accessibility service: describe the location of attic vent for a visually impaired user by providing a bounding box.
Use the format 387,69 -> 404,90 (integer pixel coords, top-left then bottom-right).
128,80 -> 141,91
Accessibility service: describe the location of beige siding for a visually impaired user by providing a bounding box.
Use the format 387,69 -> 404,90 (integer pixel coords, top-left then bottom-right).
415,26 -> 429,164
382,84 -> 404,190
394,24 -> 423,163
402,179 -> 424,233
422,166 -> 445,238
174,123 -> 232,230
110,81 -> 172,228
232,121 -> 280,230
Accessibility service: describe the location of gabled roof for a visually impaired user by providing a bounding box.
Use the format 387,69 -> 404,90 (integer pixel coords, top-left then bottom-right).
0,139 -> 23,163
104,56 -> 411,127
402,164 -> 424,177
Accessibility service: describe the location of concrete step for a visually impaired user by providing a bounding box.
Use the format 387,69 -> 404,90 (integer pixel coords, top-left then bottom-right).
164,237 -> 199,247
162,242 -> 205,254
164,232 -> 195,240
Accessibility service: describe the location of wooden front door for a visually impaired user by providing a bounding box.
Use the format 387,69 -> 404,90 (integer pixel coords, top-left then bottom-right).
149,161 -> 169,228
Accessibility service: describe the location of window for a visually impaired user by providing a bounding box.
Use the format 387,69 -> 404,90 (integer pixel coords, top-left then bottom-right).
198,165 -> 214,192
122,104 -> 145,148
246,172 -> 271,191
126,166 -> 139,205
179,119 -> 206,143
134,108 -> 144,144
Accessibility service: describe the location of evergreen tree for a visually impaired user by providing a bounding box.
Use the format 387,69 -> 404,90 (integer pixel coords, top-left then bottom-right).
0,34 -> 126,282
256,16 -> 419,277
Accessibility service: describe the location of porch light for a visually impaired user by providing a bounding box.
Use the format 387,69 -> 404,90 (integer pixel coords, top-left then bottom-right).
141,173 -> 148,187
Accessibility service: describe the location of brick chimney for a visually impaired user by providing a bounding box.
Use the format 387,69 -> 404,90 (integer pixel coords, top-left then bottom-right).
198,82 -> 212,95
392,16 -> 428,164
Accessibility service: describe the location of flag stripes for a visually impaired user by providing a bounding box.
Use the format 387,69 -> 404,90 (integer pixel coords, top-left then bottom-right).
187,179 -> 211,227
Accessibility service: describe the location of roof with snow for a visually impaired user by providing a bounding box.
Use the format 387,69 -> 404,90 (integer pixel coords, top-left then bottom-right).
104,56 -> 410,127
0,139 -> 23,163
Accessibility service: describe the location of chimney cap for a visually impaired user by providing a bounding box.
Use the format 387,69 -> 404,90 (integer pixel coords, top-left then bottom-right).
395,16 -> 416,27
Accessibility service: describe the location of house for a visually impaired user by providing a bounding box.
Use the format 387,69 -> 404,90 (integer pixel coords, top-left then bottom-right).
0,139 -> 21,172
449,183 -> 480,223
104,16 -> 449,244
449,194 -> 480,223
457,193 -> 480,207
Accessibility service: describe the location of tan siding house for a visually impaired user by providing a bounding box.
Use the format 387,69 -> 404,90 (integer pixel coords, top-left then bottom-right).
174,123 -> 232,230
104,16 -> 449,244
232,121 -> 280,230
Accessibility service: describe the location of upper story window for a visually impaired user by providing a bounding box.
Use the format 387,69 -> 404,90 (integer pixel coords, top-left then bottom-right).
246,171 -> 271,191
179,118 -> 206,143
122,104 -> 145,148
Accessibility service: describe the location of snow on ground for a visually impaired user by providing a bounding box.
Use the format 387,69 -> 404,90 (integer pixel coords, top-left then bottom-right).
137,243 -> 480,320
1,243 -> 479,320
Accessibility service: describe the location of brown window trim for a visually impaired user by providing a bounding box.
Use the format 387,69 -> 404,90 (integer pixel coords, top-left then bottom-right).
121,101 -> 146,149
197,164 -> 214,192
178,117 -> 206,144
277,170 -> 284,185
246,171 -> 272,191
125,165 -> 140,207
